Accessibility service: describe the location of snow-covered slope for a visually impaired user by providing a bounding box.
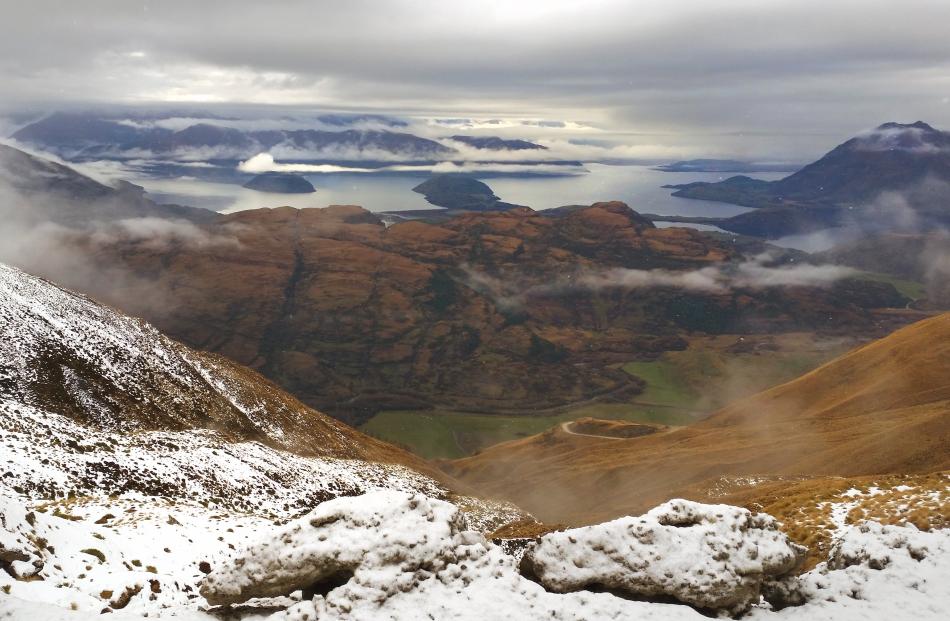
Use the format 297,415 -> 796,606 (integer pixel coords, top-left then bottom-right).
0,400 -> 444,513
0,262 -> 417,462
0,263 -> 527,615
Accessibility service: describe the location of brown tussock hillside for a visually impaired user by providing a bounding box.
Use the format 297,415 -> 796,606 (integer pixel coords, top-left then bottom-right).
446,314 -> 950,524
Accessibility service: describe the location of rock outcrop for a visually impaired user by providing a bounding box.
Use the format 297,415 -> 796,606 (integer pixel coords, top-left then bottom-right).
196,491 -> 949,620
200,493 -> 806,617
759,521 -> 949,616
199,492 -> 471,606
520,499 -> 805,613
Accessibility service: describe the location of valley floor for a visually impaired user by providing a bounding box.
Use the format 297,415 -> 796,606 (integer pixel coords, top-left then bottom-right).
362,332 -> 858,458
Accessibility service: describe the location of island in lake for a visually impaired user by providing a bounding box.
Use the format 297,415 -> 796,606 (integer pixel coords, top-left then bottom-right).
243,172 -> 316,194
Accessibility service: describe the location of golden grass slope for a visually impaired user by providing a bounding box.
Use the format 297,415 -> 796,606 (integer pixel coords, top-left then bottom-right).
447,314 -> 950,524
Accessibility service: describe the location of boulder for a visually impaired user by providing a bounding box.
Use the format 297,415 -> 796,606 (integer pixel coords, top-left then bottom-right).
520,498 -> 806,613
199,491 -> 473,605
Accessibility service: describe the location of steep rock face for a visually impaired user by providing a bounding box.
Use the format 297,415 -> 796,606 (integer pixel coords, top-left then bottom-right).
521,499 -> 805,613
36,203 -> 910,422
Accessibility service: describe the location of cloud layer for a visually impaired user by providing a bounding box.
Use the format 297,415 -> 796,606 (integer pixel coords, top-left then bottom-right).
463,253 -> 855,310
2,1 -> 950,159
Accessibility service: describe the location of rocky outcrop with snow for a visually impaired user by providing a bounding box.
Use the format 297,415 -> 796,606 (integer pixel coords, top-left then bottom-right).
200,492 -> 471,605
0,492 -> 44,580
199,491 -> 701,621
192,492 -> 949,621
521,499 -> 806,613
3,488 -> 948,620
756,521 -> 949,619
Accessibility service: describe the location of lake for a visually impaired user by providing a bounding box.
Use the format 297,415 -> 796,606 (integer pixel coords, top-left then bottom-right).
140,163 -> 784,217
132,163 -> 849,250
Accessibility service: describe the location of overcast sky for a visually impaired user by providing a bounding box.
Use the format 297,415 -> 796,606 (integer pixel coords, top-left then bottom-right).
2,0 -> 950,159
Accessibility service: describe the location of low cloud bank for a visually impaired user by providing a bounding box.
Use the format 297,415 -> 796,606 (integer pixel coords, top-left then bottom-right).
463,254 -> 855,310
0,182 -> 239,318
239,153 -> 377,173
238,152 -> 587,176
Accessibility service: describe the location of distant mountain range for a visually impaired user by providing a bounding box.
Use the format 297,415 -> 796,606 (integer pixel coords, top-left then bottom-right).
0,143 -> 216,225
661,122 -> 950,237
12,112 -> 454,162
0,146 -> 920,426
8,113 -> 583,180
449,135 -> 547,151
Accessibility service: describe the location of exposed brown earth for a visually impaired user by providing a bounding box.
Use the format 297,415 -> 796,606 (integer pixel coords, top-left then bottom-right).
42,201 -> 913,424
446,313 -> 950,525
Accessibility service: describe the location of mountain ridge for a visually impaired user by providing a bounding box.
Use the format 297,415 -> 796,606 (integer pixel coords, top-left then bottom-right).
663,121 -> 950,237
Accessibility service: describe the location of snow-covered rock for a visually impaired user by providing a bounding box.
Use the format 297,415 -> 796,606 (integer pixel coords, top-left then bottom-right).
0,492 -> 44,579
4,489 -> 948,621
520,499 -> 805,613
756,521 -> 949,619
197,492 -> 948,621
200,491 -> 703,621
200,491 -> 469,605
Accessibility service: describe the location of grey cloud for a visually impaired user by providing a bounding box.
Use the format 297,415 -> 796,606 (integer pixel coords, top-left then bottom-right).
2,1 -> 950,159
